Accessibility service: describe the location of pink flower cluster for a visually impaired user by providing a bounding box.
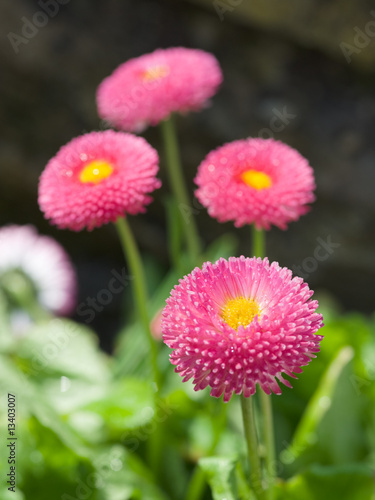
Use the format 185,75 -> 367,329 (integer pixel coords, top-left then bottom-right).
37,46 -> 323,403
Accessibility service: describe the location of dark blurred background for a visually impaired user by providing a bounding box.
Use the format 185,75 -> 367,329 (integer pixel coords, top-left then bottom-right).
1,0 -> 375,350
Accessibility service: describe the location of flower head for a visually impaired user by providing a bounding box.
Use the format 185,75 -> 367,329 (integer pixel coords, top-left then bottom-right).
162,256 -> 323,402
195,138 -> 315,230
97,47 -> 223,132
0,225 -> 76,315
38,130 -> 161,231
150,308 -> 163,341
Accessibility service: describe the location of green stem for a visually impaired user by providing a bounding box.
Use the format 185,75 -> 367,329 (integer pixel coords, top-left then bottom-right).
115,217 -> 163,477
252,225 -> 266,258
259,392 -> 275,498
115,217 -> 160,390
165,196 -> 185,275
184,468 -> 207,500
160,115 -> 201,265
240,395 -> 266,500
251,225 -> 276,500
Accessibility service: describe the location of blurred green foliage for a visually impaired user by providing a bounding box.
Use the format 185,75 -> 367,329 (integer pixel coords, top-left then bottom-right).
0,238 -> 374,499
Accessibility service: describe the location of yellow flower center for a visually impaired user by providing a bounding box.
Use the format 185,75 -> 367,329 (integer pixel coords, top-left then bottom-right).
141,65 -> 169,82
241,169 -> 272,190
79,160 -> 114,184
221,297 -> 260,331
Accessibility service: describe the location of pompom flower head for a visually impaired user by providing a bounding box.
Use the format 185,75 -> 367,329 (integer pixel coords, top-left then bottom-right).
195,138 -> 315,230
162,256 -> 323,402
0,225 -> 76,315
97,47 -> 223,132
38,130 -> 161,231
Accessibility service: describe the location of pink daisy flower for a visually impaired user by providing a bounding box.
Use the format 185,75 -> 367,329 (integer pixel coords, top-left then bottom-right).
195,138 -> 316,230
96,47 -> 223,132
162,256 -> 323,402
38,130 -> 161,231
0,225 -> 76,315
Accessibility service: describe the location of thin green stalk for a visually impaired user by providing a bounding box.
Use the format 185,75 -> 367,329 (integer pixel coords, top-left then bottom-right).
184,469 -> 207,500
252,225 -> 276,500
115,217 -> 160,389
160,115 -> 201,265
115,217 -> 163,477
259,392 -> 275,498
165,196 -> 185,275
251,225 -> 266,259
240,395 -> 266,500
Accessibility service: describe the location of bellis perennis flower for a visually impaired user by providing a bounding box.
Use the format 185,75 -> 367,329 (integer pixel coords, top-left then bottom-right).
38,130 -> 161,231
162,256 -> 323,402
195,138 -> 316,230
97,47 -> 223,132
0,225 -> 76,315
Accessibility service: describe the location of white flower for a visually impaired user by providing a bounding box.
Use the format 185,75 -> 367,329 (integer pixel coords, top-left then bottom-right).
0,225 -> 77,315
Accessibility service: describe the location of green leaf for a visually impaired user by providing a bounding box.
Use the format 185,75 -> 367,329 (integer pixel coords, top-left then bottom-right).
189,415 -> 215,457
316,361 -> 368,465
199,456 -> 238,500
82,378 -> 155,439
235,461 -> 257,500
0,487 -> 24,500
0,412 -> 96,500
9,318 -> 110,384
95,446 -> 169,500
113,322 -> 153,380
0,353 -> 92,458
114,266 -> 180,379
282,346 -> 354,463
275,464 -> 374,500
0,289 -> 13,346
